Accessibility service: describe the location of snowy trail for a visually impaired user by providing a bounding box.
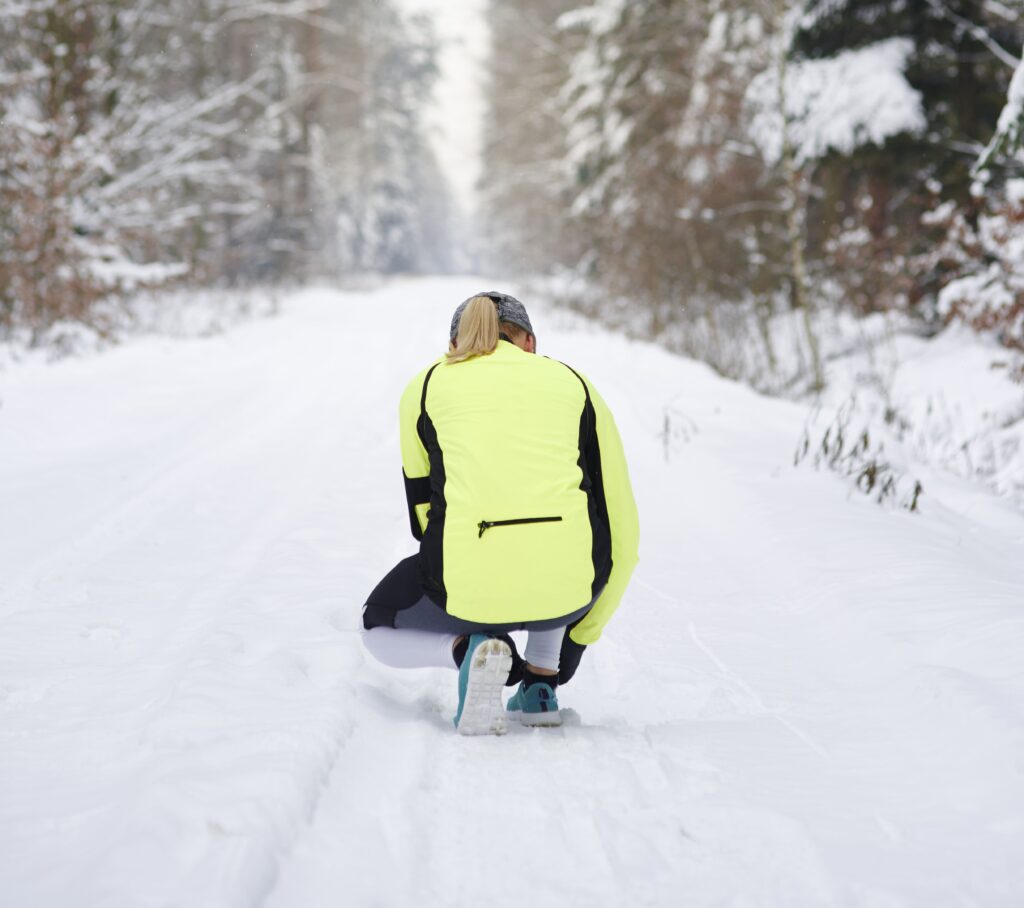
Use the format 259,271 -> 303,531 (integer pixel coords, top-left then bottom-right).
2,278 -> 1023,907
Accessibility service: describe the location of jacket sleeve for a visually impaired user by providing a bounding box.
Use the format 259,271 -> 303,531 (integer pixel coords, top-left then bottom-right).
399,366 -> 434,540
569,377 -> 640,645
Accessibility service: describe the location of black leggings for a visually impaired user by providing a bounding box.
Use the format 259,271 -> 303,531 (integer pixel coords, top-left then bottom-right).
363,555 -> 593,635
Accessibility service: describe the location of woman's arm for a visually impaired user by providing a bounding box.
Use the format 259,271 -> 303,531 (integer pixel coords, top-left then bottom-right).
569,378 -> 640,645
399,366 -> 434,539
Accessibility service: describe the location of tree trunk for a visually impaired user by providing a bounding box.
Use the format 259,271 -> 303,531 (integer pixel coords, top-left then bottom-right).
775,0 -> 823,392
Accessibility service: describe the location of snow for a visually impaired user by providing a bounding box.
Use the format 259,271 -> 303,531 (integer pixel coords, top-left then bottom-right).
797,312 -> 1024,508
556,0 -> 627,37
2,278 -> 1024,906
1005,52 -> 1024,111
748,38 -> 927,164
0,287 -> 281,364
88,255 -> 190,289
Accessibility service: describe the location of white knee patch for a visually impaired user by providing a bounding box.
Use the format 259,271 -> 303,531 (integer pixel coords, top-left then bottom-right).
362,626 -> 460,670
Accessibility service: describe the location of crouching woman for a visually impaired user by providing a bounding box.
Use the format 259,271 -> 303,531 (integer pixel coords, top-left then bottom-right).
361,291 -> 639,735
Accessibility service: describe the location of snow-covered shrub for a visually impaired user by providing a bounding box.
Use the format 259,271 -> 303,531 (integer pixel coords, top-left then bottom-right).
803,319 -> 1024,509
660,405 -> 700,463
926,181 -> 1024,351
795,397 -> 923,511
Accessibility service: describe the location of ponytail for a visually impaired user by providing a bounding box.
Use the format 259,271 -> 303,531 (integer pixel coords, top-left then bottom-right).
446,295 -> 500,363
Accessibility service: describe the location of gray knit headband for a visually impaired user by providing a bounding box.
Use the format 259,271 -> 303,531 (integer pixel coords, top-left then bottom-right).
449,291 -> 534,341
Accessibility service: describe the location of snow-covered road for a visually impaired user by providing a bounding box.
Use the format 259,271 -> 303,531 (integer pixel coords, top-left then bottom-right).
2,278 -> 1022,907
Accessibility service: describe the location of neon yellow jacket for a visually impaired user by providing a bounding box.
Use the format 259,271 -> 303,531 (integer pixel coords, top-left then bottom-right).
399,340 -> 638,644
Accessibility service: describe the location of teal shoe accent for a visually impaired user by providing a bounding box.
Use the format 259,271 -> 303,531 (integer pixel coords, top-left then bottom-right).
454,635 -> 512,735
506,680 -> 562,726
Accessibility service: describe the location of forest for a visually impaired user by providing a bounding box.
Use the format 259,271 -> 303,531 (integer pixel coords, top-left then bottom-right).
2,0 -> 1023,392
0,0 -> 455,335
481,0 -> 1024,390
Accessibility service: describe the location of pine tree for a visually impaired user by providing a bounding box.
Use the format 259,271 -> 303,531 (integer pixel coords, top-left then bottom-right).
978,54 -> 1024,171
933,49 -> 1024,351
789,0 -> 1023,312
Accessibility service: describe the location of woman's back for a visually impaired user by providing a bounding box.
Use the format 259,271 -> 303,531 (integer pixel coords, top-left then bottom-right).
411,340 -> 610,624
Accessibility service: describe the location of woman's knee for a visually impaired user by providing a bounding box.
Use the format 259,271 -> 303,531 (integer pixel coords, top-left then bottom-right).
362,625 -> 460,670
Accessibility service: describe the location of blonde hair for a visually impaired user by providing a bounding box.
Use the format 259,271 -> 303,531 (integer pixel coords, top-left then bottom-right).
446,296 -> 527,363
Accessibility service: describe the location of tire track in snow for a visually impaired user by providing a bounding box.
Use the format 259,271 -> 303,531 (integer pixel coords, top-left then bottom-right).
2,295 -> 399,907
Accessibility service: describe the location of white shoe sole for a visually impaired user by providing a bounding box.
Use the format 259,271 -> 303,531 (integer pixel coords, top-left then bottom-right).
507,708 -> 563,728
456,639 -> 513,736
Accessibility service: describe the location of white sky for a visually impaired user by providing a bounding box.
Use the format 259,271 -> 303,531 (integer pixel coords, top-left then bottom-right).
396,0 -> 489,216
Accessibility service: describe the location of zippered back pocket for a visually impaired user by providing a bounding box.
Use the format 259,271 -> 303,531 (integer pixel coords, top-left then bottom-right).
477,516 -> 562,538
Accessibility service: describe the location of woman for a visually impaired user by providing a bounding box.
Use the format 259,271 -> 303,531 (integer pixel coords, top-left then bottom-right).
361,291 -> 639,735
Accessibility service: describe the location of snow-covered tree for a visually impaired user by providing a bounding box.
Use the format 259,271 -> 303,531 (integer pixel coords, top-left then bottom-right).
0,0 -> 302,332
477,0 -> 580,276
932,48 -> 1024,350
0,0 -> 452,335
772,0 -> 1023,314
333,2 -> 449,275
560,0 -> 706,333
978,53 -> 1024,173
1,0 -> 125,330
560,0 -> 789,371
925,185 -> 1024,350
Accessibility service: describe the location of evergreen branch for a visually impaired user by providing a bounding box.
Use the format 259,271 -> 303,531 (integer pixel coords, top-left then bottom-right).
926,0 -> 1021,69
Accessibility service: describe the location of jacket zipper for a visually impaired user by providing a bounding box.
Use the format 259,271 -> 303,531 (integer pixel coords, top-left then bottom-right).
477,516 -> 562,538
